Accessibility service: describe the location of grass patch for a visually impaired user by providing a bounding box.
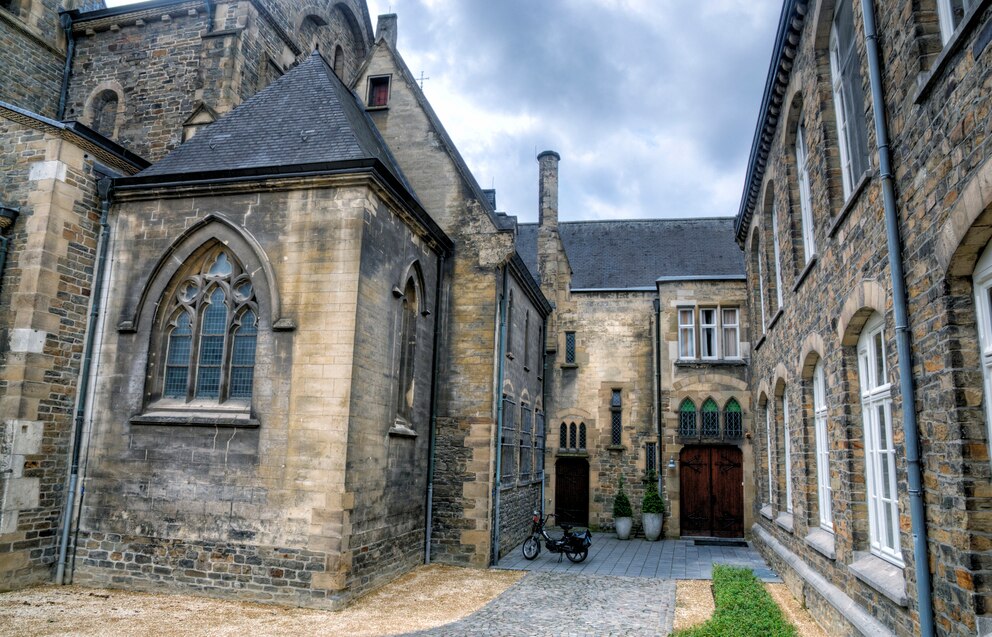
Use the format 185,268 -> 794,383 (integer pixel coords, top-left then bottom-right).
672,565 -> 797,637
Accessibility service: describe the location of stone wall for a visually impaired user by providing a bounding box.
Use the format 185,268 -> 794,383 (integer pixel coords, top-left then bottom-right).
0,3 -> 64,118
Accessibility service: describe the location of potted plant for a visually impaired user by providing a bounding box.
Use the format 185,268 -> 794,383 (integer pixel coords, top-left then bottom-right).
613,475 -> 633,540
641,472 -> 664,541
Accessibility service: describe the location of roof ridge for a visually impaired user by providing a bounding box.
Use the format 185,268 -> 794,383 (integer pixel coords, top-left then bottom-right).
517,216 -> 736,226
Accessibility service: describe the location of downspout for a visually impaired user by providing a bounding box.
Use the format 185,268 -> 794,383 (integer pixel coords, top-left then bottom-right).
540,315 -> 548,517
57,12 -> 75,121
204,0 -> 213,32
424,254 -> 445,564
55,178 -> 113,584
490,266 -> 510,565
652,298 -> 662,498
860,2 -> 934,635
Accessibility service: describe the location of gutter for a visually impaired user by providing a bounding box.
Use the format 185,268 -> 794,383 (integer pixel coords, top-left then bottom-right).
55,178 -> 113,584
423,255 -> 446,564
491,266 -> 510,565
56,12 -> 75,120
652,298 -> 663,503
860,2 -> 934,634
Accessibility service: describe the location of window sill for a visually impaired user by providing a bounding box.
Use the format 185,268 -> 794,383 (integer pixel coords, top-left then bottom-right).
366,105 -> 389,111
827,171 -> 872,238
850,553 -> 908,607
560,362 -> 578,369
914,0 -> 991,104
760,504 -> 774,520
388,420 -> 417,438
606,445 -> 626,452
674,359 -> 747,368
791,255 -> 818,292
767,307 -> 784,330
131,409 -> 258,428
754,334 -> 766,352
774,512 -> 794,533
804,527 -> 836,560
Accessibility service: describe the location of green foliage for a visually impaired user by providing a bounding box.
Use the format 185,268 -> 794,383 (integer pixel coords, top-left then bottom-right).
672,565 -> 798,637
613,475 -> 633,518
642,474 -> 664,515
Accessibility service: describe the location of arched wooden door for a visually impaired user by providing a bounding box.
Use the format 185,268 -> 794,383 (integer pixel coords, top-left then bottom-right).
555,458 -> 589,526
679,446 -> 744,538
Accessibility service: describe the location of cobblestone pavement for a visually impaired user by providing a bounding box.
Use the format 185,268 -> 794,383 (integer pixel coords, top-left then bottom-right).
406,572 -> 676,637
497,535 -> 781,582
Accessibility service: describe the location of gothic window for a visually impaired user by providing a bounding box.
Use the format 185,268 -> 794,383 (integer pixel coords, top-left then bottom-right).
938,0 -> 976,44
724,398 -> 743,439
858,314 -> 902,565
367,75 -> 390,108
569,422 -> 577,449
500,396 -> 517,483
610,389 -> 622,445
678,399 -> 697,437
700,309 -> 718,359
678,308 -> 695,359
578,422 -> 587,449
813,360 -> 833,531
701,398 -> 720,437
160,248 -> 258,402
89,89 -> 120,138
395,277 -> 418,425
559,422 -> 567,450
333,45 -> 345,78
520,404 -> 533,480
829,0 -> 870,198
795,121 -> 816,262
565,331 -> 576,364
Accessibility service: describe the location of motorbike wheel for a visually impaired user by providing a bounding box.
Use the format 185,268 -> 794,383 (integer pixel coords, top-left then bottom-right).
565,548 -> 588,563
522,537 -> 540,560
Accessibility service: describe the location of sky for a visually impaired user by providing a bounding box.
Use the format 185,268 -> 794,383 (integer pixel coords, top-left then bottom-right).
104,0 -> 781,223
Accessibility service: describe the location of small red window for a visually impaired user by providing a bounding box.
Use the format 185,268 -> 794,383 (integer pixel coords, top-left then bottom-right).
368,76 -> 390,107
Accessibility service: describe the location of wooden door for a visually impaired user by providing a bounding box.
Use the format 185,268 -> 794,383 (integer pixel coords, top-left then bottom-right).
555,458 -> 589,526
679,446 -> 743,538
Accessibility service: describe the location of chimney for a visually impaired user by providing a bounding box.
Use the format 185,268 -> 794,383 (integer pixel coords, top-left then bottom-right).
376,14 -> 398,50
482,188 -> 497,210
538,150 -> 560,229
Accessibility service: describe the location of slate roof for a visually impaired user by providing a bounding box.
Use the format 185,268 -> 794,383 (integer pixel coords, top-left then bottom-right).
516,218 -> 745,290
139,51 -> 413,194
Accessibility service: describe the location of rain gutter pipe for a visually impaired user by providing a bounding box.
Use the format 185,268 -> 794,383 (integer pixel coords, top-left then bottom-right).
55,178 -> 113,584
860,2 -> 934,634
653,298 -> 662,496
57,12 -> 75,120
424,254 -> 445,564
491,266 -> 509,565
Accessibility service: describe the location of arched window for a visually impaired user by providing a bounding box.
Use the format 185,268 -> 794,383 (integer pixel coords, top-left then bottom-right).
771,201 -> 785,309
160,248 -> 258,402
762,397 -> 773,504
569,422 -> 577,449
701,398 -> 720,437
829,0 -> 869,198
972,240 -> 992,469
678,399 -> 696,437
396,277 -> 418,424
858,313 -> 901,564
90,89 -> 120,138
578,423 -> 586,450
333,45 -> 345,78
559,422 -> 567,450
781,392 -> 793,514
750,233 -> 766,332
724,399 -> 743,439
813,360 -> 833,531
795,121 -> 816,262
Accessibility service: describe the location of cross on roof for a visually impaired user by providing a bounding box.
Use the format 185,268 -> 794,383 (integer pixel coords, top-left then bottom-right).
417,71 -> 430,89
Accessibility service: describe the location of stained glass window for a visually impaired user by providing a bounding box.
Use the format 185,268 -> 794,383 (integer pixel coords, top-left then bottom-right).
678,399 -> 697,437
724,399 -> 743,439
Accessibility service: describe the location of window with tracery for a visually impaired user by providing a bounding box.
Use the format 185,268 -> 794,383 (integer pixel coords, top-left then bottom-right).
701,398 -> 720,437
160,248 -> 258,402
678,399 -> 697,437
724,398 -> 743,439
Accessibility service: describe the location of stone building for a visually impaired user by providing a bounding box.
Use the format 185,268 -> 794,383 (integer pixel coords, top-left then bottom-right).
735,0 -> 992,635
517,153 -> 751,539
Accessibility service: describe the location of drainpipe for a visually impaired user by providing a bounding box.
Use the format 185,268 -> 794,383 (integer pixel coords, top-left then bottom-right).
57,12 -> 75,121
203,0 -> 213,32
652,298 -> 662,498
424,254 -> 445,564
860,2 -> 934,635
490,266 -> 510,565
0,207 -> 20,296
55,178 -> 113,584
540,315 -> 548,518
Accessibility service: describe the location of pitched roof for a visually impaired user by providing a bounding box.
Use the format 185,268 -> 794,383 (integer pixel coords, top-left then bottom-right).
139,51 -> 413,193
516,218 -> 745,290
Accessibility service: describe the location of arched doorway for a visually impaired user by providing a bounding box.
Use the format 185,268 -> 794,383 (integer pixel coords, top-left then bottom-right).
554,457 -> 589,526
679,445 -> 744,538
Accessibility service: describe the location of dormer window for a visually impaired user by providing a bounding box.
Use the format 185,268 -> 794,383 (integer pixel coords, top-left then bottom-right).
367,75 -> 391,108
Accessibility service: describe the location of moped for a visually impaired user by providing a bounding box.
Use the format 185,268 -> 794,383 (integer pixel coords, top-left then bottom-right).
521,510 -> 591,563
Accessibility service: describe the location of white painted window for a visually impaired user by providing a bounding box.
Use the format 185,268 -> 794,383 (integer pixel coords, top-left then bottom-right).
700,308 -> 718,359
765,406 -> 774,504
858,314 -> 903,565
795,122 -> 816,261
938,0 -> 977,44
971,241 -> 992,472
721,308 -> 740,358
782,394 -> 793,514
772,203 -> 785,309
829,0 -> 870,198
678,308 -> 695,359
813,361 -> 833,531
757,245 -> 767,331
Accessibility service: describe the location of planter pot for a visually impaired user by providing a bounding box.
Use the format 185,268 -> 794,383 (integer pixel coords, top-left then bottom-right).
642,512 -> 663,541
615,516 -> 633,540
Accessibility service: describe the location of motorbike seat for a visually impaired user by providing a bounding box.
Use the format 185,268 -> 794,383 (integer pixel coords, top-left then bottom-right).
559,523 -> 573,533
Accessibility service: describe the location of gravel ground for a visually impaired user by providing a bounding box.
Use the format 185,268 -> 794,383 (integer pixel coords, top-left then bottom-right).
766,583 -> 828,637
673,580 -> 714,631
0,565 -> 523,637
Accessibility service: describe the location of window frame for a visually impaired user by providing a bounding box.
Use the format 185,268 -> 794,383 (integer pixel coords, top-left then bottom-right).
937,0 -> 977,44
772,202 -> 785,309
972,240 -> 992,472
813,360 -> 833,532
678,399 -> 697,438
367,75 -> 391,108
765,404 -> 774,504
519,403 -> 533,481
829,0 -> 870,199
500,396 -> 518,484
721,307 -> 740,359
858,313 -> 903,566
795,121 -> 816,261
610,389 -> 623,446
564,331 -> 576,364
534,411 -> 546,480
699,308 -> 718,360
782,393 -> 793,514
678,307 -> 696,359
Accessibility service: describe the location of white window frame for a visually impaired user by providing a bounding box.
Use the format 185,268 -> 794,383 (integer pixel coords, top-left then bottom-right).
757,244 -> 767,332
721,307 -> 740,359
830,11 -> 855,197
795,122 -> 816,261
700,308 -> 718,359
678,308 -> 696,359
971,241 -> 992,472
858,314 -> 903,566
772,203 -> 785,309
765,406 -> 774,505
813,361 -> 833,531
782,394 -> 793,514
938,0 -> 977,44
